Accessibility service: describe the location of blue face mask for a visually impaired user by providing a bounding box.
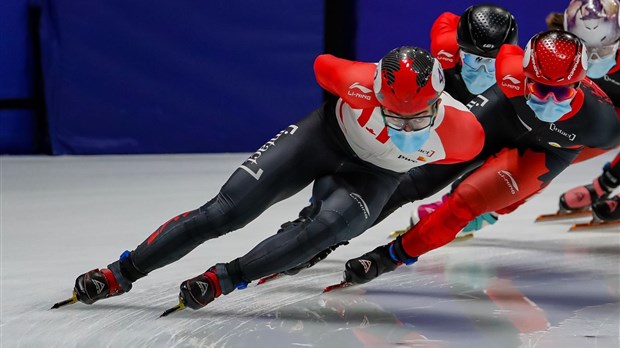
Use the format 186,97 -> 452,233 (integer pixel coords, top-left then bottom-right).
460,64 -> 497,95
387,127 -> 431,153
526,94 -> 573,122
587,55 -> 617,79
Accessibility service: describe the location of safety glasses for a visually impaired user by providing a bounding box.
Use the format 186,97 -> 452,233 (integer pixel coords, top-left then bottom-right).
382,103 -> 437,131
460,51 -> 496,73
525,79 -> 578,103
588,41 -> 619,61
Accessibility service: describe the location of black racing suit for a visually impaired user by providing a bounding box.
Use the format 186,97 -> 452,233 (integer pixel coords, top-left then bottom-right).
125,101 -> 402,293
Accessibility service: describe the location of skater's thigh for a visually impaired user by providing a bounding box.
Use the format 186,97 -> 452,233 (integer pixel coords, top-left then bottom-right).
454,146 -> 575,214
310,168 -> 400,242
215,107 -> 347,221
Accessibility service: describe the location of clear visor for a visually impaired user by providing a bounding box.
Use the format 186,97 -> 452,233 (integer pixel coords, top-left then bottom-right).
588,41 -> 619,61
459,51 -> 496,73
382,103 -> 437,131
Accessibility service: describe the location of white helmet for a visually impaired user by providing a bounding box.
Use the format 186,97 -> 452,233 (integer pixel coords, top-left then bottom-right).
564,0 -> 620,49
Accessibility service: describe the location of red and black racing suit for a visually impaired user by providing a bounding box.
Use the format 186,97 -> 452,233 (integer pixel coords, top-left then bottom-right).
378,44 -> 620,258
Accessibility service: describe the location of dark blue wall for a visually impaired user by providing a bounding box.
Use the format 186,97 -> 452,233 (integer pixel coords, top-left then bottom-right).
38,0 -> 324,154
356,1 -> 567,61
0,0 -> 36,154
2,1 -> 573,155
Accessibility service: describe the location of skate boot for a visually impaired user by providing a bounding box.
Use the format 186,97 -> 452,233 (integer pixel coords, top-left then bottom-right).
344,239 -> 417,285
74,268 -> 126,305
73,250 -> 143,305
592,194 -> 620,222
179,267 -> 222,310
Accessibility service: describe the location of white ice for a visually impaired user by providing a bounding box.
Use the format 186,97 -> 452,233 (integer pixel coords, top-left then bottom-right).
1,152 -> 619,348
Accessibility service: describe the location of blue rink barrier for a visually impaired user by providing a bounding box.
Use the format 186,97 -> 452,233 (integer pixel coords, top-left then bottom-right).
355,0 -> 566,61
38,0 -> 324,154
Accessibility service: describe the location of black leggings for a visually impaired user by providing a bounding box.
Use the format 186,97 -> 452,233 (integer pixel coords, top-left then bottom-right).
128,101 -> 401,289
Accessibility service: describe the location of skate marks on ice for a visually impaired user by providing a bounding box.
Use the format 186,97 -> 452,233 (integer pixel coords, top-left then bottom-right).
3,153 -> 619,347
37,239 -> 620,347
3,238 -> 619,347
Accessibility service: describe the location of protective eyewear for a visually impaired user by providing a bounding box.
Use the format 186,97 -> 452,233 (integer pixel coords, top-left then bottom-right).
525,80 -> 578,103
460,51 -> 496,73
382,103 -> 437,131
588,41 -> 619,61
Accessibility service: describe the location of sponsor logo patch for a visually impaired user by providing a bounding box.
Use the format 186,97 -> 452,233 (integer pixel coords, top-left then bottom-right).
549,123 -> 576,141
239,125 -> 299,180
347,82 -> 373,100
359,259 -> 372,274
500,74 -> 521,90
350,193 -> 370,219
497,170 -> 519,195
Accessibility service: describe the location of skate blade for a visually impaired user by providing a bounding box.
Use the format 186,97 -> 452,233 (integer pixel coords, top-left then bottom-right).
256,273 -> 282,285
159,297 -> 186,318
50,292 -> 78,309
535,210 -> 592,222
388,228 -> 408,239
452,233 -> 474,242
323,280 -> 355,293
569,220 -> 620,231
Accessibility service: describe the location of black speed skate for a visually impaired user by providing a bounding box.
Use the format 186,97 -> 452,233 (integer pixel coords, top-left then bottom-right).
51,268 -> 125,309
161,267 -> 223,317
179,267 -> 222,310
74,268 -> 125,305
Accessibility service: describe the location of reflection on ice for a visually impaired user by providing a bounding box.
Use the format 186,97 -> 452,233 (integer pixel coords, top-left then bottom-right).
1,153 -> 618,347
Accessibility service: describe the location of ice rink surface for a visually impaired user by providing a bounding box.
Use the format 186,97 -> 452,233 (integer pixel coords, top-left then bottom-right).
1,152 -> 619,348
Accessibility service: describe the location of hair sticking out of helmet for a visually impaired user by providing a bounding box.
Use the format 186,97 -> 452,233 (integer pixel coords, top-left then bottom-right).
373,46 -> 444,115
523,30 -> 588,86
457,4 -> 518,58
564,0 -> 620,48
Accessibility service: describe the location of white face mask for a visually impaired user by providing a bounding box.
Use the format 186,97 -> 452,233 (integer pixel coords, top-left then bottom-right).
587,54 -> 617,79
459,51 -> 497,94
586,42 -> 619,79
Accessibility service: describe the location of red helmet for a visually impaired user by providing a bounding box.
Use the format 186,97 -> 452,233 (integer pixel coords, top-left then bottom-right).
373,46 -> 444,115
523,30 -> 588,86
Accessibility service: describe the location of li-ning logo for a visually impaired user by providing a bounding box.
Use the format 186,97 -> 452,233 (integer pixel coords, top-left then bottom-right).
348,82 -> 372,100
349,192 -> 370,219
437,50 -> 455,62
501,75 -> 521,90
497,170 -> 519,195
549,123 -> 576,141
239,125 -> 299,180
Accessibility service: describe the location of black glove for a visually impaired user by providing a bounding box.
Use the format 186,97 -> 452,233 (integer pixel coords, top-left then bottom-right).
599,162 -> 620,193
592,194 -> 620,222
179,268 -> 221,310
343,238 -> 417,285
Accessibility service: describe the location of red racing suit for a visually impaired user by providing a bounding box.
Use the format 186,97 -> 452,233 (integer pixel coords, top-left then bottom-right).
393,44 -> 620,258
